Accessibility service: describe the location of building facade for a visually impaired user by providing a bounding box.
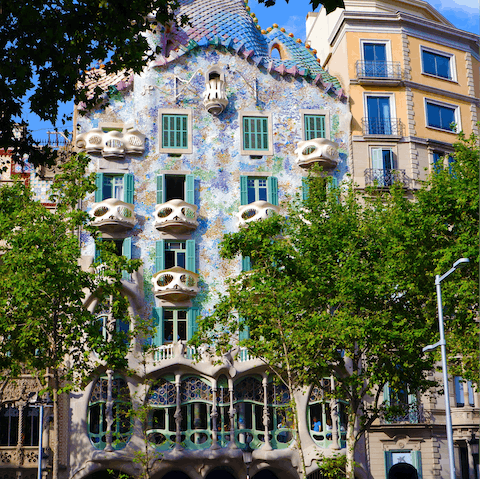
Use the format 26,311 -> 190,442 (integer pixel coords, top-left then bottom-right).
306,2 -> 480,478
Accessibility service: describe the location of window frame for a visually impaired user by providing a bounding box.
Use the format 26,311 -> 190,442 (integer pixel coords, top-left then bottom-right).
95,173 -> 134,204
158,108 -> 193,154
240,111 -> 273,156
152,307 -> 199,345
420,46 -> 457,82
156,173 -> 195,204
360,39 -> 392,63
240,175 -> 278,206
301,109 -> 330,141
363,93 -> 397,135
424,98 -> 460,133
384,450 -> 423,479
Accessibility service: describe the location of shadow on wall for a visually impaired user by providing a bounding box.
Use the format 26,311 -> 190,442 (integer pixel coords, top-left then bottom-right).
388,463 -> 418,479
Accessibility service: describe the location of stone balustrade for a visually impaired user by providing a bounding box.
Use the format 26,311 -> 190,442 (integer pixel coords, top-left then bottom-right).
154,199 -> 198,233
91,198 -> 135,231
295,138 -> 339,169
237,200 -> 280,227
151,266 -> 200,301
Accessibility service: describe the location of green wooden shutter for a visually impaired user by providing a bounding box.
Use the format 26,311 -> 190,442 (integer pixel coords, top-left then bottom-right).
152,307 -> 164,346
267,176 -> 278,206
302,178 -> 309,202
242,256 -> 251,272
156,175 -> 165,204
163,114 -> 188,149
239,317 -> 250,341
240,176 -> 248,205
187,308 -> 199,340
384,452 -> 393,479
124,174 -> 134,203
383,383 -> 391,406
186,174 -> 195,204
95,173 -> 104,202
186,240 -> 195,273
122,237 -> 132,281
94,238 -> 102,263
412,450 -> 422,479
304,114 -> 326,140
155,240 -> 165,272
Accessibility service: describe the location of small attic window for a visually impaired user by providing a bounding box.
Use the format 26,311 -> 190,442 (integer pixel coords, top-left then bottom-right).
270,46 -> 281,59
208,71 -> 221,81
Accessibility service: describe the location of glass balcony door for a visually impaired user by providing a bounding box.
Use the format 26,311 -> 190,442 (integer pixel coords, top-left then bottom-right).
363,43 -> 387,77
367,96 -> 392,135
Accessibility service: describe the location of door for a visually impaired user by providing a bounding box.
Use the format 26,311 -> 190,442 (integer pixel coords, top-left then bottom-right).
367,96 -> 392,134
363,43 -> 387,77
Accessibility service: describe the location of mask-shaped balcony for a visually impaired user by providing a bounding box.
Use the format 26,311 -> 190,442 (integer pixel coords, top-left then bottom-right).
76,127 -> 146,159
154,199 -> 198,234
151,267 -> 200,301
91,198 -> 135,232
237,201 -> 280,227
203,78 -> 228,115
295,138 -> 339,169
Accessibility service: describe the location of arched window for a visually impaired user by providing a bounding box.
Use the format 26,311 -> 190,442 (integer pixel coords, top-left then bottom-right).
216,375 -> 230,447
234,376 -> 265,449
267,382 -> 293,448
308,384 -> 347,447
88,376 -> 131,450
146,376 -> 177,450
180,376 -> 213,449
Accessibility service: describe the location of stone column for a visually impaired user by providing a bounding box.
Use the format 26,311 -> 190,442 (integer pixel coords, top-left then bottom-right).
330,376 -> 340,450
104,370 -> 114,451
228,377 -> 236,448
262,376 -> 272,451
174,374 -> 182,449
210,378 -> 219,449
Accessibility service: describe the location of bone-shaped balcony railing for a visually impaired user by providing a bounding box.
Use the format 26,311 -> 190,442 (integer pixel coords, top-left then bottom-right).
151,266 -> 200,301
154,199 -> 198,233
237,200 -> 280,227
294,138 -> 339,169
203,79 -> 228,115
75,127 -> 146,159
91,198 -> 135,229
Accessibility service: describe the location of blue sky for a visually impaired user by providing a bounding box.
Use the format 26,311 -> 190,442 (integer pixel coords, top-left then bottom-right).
26,0 -> 479,141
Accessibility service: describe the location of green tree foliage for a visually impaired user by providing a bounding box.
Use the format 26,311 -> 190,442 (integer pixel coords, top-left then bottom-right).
0,0 -> 184,168
194,134 -> 478,478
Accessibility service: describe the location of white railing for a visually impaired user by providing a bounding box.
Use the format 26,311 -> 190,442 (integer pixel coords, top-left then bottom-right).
238,347 -> 253,362
91,198 -> 135,229
76,127 -> 145,158
151,267 -> 199,301
153,342 -> 197,362
203,79 -> 228,115
154,199 -> 198,233
237,201 -> 280,227
295,138 -> 339,169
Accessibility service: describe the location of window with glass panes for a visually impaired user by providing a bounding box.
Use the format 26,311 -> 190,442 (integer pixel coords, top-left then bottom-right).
162,114 -> 189,149
422,49 -> 452,79
304,114 -> 326,140
95,173 -> 134,204
426,101 -> 457,131
163,309 -> 188,343
0,406 -> 19,446
103,175 -> 124,200
247,177 -> 268,203
165,241 -> 186,269
243,116 -> 269,151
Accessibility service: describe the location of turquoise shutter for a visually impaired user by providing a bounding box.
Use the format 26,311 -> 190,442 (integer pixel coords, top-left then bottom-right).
302,178 -> 309,202
240,176 -> 248,205
384,452 -> 393,479
156,175 -> 164,204
152,307 -> 164,346
122,237 -> 132,281
94,238 -> 102,263
124,173 -> 134,204
239,317 -> 250,341
95,173 -> 104,202
267,176 -> 278,206
187,308 -> 199,340
155,240 -> 165,272
371,148 -> 383,170
412,451 -> 422,479
186,174 -> 195,204
383,383 -> 391,406
242,256 -> 251,272
186,240 -> 195,273
305,114 -> 325,140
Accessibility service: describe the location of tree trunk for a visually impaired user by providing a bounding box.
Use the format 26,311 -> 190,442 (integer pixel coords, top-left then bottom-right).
52,371 -> 59,479
345,411 -> 356,479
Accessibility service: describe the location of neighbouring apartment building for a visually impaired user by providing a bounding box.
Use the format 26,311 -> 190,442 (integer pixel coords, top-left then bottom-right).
306,1 -> 479,478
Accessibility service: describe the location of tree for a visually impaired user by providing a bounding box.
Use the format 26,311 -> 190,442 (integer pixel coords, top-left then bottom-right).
0,153 -> 140,479
193,176 -> 435,478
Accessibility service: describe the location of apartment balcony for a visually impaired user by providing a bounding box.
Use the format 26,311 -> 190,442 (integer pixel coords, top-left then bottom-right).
237,201 -> 280,227
203,78 -> 228,115
364,168 -> 411,188
154,199 -> 198,234
91,198 -> 135,232
379,403 -> 426,425
295,138 -> 339,169
355,61 -> 402,85
151,266 -> 199,301
362,118 -> 403,137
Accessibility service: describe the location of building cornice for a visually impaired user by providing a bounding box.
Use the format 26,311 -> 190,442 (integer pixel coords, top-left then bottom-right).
404,80 -> 480,106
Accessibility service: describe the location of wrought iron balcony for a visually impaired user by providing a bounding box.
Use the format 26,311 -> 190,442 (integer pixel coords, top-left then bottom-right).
151,266 -> 199,301
362,118 -> 403,136
294,137 -> 339,169
356,61 -> 402,81
364,168 -> 411,188
379,403 -> 426,425
154,199 -> 198,234
91,198 -> 135,231
237,201 -> 280,227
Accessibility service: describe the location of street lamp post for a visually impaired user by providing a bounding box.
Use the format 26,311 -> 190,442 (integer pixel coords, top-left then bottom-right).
423,257 -> 469,479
